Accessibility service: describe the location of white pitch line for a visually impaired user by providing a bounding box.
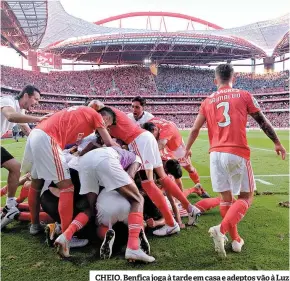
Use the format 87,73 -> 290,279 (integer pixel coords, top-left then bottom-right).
255,179 -> 273,185
188,139 -> 290,155
251,147 -> 290,155
183,174 -> 289,179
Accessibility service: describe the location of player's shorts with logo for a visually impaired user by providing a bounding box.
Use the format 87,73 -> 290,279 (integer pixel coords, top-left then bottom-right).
21,129 -> 70,183
210,151 -> 256,195
128,131 -> 163,170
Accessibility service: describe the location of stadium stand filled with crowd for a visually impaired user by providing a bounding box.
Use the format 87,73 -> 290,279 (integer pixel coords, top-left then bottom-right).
1,65 -> 289,128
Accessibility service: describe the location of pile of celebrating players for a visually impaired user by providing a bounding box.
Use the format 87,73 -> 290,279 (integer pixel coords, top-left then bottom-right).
1,64 -> 286,262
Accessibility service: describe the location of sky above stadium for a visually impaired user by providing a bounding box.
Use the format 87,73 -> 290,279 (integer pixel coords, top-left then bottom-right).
0,0 -> 289,72
61,0 -> 288,29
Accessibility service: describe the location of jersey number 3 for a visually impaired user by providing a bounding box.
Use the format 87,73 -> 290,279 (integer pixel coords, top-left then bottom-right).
217,102 -> 231,127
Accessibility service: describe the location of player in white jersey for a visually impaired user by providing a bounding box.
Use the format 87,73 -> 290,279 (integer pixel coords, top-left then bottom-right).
1,85 -> 44,229
78,146 -> 155,263
127,96 -> 154,126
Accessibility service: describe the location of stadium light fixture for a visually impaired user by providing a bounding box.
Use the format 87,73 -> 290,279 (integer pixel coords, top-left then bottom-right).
144,58 -> 151,64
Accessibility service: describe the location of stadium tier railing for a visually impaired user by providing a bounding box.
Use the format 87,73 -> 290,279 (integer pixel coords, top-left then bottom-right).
1,85 -> 288,99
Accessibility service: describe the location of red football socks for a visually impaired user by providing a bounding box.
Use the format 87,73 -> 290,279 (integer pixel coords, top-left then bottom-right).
195,197 -> 220,212
16,182 -> 30,203
142,180 -> 175,226
28,186 -> 41,224
127,212 -> 143,250
63,212 -> 89,241
159,176 -> 191,212
189,170 -> 200,184
58,185 -> 74,232
220,199 -> 250,242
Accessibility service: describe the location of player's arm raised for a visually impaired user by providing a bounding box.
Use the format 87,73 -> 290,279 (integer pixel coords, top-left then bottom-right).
185,114 -> 206,158
250,111 -> 286,160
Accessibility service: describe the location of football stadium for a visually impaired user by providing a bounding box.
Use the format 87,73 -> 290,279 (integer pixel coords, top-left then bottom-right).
0,0 -> 289,279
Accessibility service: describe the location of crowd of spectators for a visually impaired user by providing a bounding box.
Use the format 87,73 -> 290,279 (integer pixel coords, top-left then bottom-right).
247,112 -> 289,128
27,110 -> 290,128
1,65 -> 157,96
1,65 -> 289,128
1,65 -> 288,97
257,93 -> 289,100
155,66 -> 215,94
109,104 -> 201,112
36,103 -> 67,111
259,101 -> 289,111
40,95 -> 85,102
155,66 -> 288,94
3,89 -> 288,106
1,66 -> 93,95
113,66 -> 157,95
158,112 -> 289,128
38,94 -> 289,103
33,101 -> 288,114
235,72 -> 288,92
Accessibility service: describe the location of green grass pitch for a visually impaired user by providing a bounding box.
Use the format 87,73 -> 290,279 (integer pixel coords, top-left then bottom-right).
1,130 -> 289,279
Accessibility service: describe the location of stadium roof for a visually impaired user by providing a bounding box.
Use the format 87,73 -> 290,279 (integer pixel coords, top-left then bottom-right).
46,33 -> 266,65
183,14 -> 289,55
1,0 -> 47,50
1,0 -> 289,65
273,31 -> 289,56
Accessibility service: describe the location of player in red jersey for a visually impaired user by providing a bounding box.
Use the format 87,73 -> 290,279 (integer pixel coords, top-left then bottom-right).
21,105 -> 115,244
90,101 -> 199,239
142,117 -> 210,198
185,64 -> 286,257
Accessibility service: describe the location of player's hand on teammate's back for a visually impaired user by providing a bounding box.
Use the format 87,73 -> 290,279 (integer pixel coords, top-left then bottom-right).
275,143 -> 287,160
38,113 -> 54,122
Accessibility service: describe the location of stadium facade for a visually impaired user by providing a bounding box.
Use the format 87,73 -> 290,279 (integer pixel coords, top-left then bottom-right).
1,1 -> 289,67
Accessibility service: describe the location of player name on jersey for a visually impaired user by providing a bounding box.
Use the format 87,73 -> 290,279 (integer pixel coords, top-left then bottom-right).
209,89 -> 241,104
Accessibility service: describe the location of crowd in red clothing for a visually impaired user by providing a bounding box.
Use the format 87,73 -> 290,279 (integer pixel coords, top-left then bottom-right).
1,65 -> 156,96
2,89 -> 287,115
1,65 -> 288,96
1,65 -> 289,128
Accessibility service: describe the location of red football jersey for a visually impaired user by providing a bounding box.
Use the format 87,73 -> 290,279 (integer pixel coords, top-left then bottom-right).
37,106 -> 105,149
199,86 -> 260,160
149,117 -> 182,151
107,107 -> 145,144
